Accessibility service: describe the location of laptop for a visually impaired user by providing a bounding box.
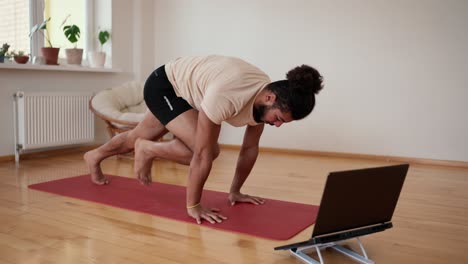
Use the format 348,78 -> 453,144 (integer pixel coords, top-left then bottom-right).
275,164 -> 409,250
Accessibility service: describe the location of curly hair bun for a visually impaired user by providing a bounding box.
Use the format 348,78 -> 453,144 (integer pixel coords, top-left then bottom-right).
286,64 -> 323,95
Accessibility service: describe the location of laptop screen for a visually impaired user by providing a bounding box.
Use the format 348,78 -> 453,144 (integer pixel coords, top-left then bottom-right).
311,164 -> 408,237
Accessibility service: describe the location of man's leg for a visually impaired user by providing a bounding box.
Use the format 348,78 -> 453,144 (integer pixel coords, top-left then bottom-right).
84,111 -> 167,185
134,109 -> 220,185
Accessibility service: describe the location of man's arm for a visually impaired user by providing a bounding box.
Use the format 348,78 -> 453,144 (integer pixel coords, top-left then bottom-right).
229,124 -> 265,205
186,109 -> 226,224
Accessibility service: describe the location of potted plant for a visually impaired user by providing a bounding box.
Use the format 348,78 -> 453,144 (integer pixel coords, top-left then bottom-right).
30,17 -> 60,65
11,50 -> 30,64
89,30 -> 110,68
0,43 -> 10,63
62,16 -> 83,65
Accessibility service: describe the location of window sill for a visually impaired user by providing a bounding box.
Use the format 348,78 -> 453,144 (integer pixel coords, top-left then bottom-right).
0,62 -> 121,73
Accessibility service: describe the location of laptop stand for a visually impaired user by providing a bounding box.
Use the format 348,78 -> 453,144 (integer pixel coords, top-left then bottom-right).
289,237 -> 374,264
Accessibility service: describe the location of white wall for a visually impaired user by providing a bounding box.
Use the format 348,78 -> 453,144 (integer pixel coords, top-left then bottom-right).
0,0 -> 156,157
153,0 -> 468,162
2,0 -> 465,162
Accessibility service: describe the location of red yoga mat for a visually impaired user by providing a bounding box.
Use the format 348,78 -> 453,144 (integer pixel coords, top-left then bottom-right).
29,175 -> 319,240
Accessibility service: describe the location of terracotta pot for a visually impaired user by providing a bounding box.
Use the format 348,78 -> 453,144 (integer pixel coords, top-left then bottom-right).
88,51 -> 106,68
65,48 -> 83,65
14,56 -> 29,64
41,47 -> 60,65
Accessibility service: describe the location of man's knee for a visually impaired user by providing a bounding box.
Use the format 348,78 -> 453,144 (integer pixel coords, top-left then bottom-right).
187,143 -> 220,161
125,130 -> 140,149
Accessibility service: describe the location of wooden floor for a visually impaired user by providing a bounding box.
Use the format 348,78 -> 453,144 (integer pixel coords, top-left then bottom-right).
0,148 -> 467,264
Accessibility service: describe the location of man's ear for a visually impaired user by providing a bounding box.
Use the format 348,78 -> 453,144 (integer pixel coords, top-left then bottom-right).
265,91 -> 276,106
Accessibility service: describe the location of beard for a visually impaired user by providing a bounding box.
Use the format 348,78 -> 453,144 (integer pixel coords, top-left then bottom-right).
253,104 -> 268,123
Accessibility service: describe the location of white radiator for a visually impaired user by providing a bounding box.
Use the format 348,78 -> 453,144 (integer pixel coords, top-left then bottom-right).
14,91 -> 94,162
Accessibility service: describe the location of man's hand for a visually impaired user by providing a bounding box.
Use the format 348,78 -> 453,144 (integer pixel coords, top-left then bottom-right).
229,192 -> 265,206
187,204 -> 227,224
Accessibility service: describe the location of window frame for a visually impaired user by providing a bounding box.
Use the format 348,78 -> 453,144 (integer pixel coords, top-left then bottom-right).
29,0 -> 94,59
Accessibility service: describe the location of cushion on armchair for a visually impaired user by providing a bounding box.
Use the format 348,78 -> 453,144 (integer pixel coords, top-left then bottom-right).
91,81 -> 147,128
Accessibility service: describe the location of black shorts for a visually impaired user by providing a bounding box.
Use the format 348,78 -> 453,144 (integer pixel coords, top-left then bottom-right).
144,65 -> 193,125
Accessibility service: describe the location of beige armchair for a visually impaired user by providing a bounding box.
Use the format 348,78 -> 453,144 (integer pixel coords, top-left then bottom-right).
89,81 -> 147,138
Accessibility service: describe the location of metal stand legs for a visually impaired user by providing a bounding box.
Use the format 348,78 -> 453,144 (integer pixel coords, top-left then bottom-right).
290,237 -> 374,264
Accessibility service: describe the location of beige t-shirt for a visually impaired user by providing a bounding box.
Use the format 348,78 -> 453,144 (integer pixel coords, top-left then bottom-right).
164,55 -> 271,127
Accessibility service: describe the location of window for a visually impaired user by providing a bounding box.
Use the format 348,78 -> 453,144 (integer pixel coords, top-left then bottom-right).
0,0 -> 30,54
43,0 -> 87,58
1,0 -> 90,59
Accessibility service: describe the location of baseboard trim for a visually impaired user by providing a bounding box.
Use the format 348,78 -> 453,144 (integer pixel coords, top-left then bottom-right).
2,143 -> 466,169
220,144 -> 468,168
0,144 -> 101,163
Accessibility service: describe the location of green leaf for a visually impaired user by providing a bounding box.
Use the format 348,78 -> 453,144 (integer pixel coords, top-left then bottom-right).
98,31 -> 110,46
29,17 -> 51,38
63,24 -> 81,44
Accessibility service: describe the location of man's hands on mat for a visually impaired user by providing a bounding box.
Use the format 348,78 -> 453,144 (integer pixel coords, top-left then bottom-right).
186,193 -> 265,224
229,192 -> 265,206
187,205 -> 227,224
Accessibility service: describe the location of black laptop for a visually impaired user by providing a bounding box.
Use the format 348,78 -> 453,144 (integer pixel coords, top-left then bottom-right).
275,164 -> 409,250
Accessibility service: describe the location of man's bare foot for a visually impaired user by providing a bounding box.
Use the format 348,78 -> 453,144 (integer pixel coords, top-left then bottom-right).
134,138 -> 155,185
84,150 -> 110,185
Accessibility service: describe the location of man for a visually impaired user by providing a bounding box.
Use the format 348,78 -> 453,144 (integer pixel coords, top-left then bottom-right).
84,55 -> 323,224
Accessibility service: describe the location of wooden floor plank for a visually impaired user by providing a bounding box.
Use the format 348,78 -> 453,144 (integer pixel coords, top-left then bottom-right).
0,148 -> 467,263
